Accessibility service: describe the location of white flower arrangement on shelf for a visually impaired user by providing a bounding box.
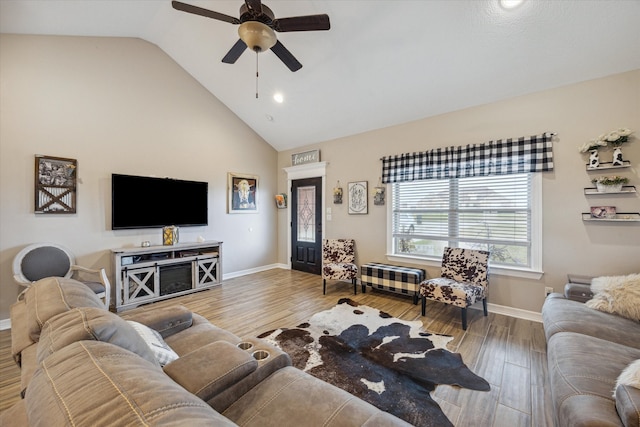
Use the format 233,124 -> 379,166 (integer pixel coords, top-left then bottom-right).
579,128 -> 634,152
578,139 -> 607,153
601,128 -> 633,147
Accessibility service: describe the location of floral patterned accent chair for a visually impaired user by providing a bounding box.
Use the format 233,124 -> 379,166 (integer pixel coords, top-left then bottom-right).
322,239 -> 358,295
419,247 -> 490,330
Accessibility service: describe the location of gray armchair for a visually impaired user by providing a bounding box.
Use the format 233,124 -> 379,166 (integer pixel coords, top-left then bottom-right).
13,242 -> 110,309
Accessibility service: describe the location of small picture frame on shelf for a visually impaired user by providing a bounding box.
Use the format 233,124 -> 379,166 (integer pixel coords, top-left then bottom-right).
590,206 -> 616,219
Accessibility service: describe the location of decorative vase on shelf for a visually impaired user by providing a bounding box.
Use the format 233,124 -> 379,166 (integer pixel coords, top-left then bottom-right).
596,183 -> 623,193
588,149 -> 600,169
612,147 -> 623,167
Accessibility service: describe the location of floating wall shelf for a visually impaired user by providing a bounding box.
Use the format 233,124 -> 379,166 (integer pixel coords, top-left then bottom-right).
584,186 -> 637,195
585,160 -> 630,171
582,213 -> 640,222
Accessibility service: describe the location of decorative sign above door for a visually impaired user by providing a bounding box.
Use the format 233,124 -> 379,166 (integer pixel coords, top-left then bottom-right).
291,149 -> 320,166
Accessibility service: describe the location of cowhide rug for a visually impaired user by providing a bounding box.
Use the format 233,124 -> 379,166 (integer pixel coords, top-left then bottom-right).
258,298 -> 490,427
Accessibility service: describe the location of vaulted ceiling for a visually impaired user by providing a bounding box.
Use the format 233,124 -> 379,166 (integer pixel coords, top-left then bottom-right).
2,1 -> 639,151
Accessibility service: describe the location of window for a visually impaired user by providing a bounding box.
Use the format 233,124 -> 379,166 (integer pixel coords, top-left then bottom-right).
389,173 -> 541,273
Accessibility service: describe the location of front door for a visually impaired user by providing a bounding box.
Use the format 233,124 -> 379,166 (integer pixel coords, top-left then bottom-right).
291,177 -> 322,274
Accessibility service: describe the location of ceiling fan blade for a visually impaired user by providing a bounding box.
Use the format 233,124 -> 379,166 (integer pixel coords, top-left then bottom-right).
222,39 -> 248,64
244,0 -> 263,14
172,1 -> 240,25
270,40 -> 302,72
272,14 -> 330,32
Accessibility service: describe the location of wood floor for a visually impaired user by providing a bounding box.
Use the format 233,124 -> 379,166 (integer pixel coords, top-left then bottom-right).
0,269 -> 554,426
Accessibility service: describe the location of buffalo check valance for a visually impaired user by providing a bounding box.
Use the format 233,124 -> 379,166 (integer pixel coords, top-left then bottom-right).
381,132 -> 554,183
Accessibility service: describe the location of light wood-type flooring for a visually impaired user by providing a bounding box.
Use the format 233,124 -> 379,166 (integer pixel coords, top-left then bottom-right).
0,269 -> 554,426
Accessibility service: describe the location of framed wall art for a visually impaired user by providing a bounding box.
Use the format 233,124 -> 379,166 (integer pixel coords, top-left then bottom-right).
35,155 -> 77,214
228,173 -> 258,213
275,193 -> 287,209
348,181 -> 368,215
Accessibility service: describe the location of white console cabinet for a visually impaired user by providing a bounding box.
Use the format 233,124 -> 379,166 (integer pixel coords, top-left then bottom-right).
111,241 -> 222,312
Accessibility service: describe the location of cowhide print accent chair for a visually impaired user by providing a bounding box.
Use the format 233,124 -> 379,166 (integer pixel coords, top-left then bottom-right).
419,247 -> 490,330
322,239 -> 358,295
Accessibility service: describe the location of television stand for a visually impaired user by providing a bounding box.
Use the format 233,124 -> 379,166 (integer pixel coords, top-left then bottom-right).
111,241 -> 222,312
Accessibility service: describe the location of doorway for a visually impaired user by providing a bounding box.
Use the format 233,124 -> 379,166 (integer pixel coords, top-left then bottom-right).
291,177 -> 323,274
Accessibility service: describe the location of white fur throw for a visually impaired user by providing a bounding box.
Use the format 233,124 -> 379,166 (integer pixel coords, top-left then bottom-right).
585,273 -> 640,322
616,359 -> 640,393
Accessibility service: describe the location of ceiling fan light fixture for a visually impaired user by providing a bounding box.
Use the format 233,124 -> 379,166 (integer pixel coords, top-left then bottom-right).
238,21 -> 277,52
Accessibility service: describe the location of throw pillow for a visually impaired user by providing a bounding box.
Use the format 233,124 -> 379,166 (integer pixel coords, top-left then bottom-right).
616,359 -> 640,391
127,320 -> 179,366
586,273 -> 640,322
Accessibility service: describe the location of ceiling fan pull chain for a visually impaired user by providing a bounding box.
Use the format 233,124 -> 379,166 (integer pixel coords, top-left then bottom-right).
255,51 -> 259,99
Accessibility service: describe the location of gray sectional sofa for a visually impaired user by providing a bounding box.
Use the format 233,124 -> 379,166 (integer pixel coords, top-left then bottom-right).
1,277 -> 411,426
542,284 -> 640,427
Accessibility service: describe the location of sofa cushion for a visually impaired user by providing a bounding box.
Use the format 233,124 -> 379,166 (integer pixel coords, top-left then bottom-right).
223,366 -> 412,427
542,295 -> 640,350
120,305 -> 193,338
25,340 -> 236,426
615,384 -> 640,427
164,313 -> 241,355
37,307 -> 158,366
24,277 -> 104,341
587,274 -> 640,322
127,320 -> 179,366
164,341 -> 258,402
547,332 -> 640,427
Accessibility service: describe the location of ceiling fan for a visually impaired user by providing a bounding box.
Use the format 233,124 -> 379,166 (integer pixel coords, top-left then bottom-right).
171,0 -> 331,72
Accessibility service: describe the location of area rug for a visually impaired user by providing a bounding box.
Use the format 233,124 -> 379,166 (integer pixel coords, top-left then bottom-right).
258,298 -> 490,427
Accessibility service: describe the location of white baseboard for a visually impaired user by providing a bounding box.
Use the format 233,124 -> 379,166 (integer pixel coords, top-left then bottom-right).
222,263 -> 288,280
470,302 -> 542,323
0,265 -> 541,330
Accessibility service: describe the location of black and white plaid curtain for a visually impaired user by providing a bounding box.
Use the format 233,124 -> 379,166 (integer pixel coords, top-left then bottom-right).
381,132 -> 554,183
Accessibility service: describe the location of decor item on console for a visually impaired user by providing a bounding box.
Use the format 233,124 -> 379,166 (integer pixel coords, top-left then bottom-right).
34,155 -> 77,214
228,172 -> 258,213
591,176 -> 630,193
258,298 -> 490,427
163,225 -> 179,245
333,181 -> 343,204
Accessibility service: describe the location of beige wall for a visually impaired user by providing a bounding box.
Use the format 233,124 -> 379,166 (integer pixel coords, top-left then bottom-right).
1,34 -> 638,321
0,35 -> 278,319
277,70 -> 640,313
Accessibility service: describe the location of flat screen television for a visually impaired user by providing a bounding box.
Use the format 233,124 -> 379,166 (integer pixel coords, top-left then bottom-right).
111,174 -> 208,230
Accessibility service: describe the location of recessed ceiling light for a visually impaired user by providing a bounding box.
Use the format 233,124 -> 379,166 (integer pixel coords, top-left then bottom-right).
500,0 -> 524,9
273,93 -> 284,103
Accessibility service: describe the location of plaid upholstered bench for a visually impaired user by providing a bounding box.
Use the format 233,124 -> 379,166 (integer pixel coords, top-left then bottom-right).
360,262 -> 426,304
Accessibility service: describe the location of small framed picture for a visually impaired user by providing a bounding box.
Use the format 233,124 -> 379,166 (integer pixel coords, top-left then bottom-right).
228,173 -> 258,214
35,155 -> 77,214
275,193 -> 287,209
590,206 -> 616,219
348,181 -> 368,215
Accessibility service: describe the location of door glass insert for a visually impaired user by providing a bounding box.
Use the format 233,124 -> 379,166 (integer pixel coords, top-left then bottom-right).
297,186 -> 316,243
